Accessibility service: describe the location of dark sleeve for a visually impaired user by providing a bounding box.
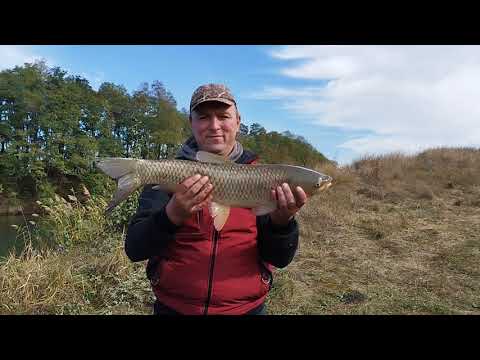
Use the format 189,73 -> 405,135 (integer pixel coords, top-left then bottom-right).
256,214 -> 299,268
124,185 -> 179,262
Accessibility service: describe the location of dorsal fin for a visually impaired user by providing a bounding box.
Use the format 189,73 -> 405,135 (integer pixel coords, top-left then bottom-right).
196,151 -> 233,164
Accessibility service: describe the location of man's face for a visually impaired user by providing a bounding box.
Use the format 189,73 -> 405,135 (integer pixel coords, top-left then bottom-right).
190,101 -> 240,156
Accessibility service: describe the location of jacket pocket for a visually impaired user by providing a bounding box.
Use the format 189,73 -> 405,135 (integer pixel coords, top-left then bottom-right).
148,256 -> 163,286
259,261 -> 273,292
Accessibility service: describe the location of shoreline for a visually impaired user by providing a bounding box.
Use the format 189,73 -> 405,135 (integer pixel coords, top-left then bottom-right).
0,199 -> 38,216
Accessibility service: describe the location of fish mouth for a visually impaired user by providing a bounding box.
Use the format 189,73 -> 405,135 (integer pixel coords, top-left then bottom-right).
315,174 -> 333,192
318,182 -> 332,191
321,175 -> 333,183
321,175 -> 333,187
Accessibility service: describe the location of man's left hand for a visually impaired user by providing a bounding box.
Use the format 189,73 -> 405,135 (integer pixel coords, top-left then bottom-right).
270,183 -> 308,226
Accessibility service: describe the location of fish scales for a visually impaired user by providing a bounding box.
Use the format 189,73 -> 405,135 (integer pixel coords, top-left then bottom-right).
95,154 -> 333,225
136,159 -> 288,207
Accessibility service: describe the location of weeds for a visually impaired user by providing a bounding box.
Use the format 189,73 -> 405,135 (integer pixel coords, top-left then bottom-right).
1,147 -> 480,314
0,189 -> 152,315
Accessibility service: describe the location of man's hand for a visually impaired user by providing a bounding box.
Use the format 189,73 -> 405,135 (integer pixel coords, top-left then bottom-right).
166,174 -> 213,226
270,183 -> 307,226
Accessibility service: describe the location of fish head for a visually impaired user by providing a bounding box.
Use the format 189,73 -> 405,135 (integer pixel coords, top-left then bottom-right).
287,166 -> 333,197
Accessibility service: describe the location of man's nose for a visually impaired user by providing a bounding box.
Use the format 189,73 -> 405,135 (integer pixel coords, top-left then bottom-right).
208,116 -> 221,130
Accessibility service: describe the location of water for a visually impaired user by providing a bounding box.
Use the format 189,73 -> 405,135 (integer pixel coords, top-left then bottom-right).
0,215 -> 33,258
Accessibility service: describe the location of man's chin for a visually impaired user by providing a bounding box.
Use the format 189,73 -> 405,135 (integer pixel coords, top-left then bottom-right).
202,144 -> 226,155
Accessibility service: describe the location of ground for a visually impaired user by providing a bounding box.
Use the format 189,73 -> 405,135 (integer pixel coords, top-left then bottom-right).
1,147 -> 479,314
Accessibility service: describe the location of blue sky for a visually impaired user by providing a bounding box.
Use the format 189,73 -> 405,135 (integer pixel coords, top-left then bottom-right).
2,45 -> 480,165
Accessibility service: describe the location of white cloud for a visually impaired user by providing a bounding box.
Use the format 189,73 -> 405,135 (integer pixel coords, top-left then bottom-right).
80,71 -> 106,90
261,45 -> 480,161
0,45 -> 46,70
0,46 -> 106,91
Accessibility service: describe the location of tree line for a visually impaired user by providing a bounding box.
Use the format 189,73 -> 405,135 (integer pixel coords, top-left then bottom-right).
0,61 -> 329,200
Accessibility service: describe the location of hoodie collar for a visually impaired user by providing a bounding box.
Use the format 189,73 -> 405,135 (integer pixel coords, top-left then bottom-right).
176,136 -> 245,162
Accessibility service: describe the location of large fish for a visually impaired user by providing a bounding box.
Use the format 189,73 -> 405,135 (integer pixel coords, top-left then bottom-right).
96,151 -> 333,231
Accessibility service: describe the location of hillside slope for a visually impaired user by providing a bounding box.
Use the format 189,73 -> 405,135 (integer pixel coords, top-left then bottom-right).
1,147 -> 479,314
267,147 -> 480,314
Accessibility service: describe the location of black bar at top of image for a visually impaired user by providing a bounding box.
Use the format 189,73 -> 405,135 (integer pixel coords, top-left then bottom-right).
2,29 -> 480,45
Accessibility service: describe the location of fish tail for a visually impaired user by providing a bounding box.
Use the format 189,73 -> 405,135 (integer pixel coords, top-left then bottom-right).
95,158 -> 142,214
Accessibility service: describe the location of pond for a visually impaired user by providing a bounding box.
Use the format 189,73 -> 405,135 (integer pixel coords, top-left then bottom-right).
0,215 -> 34,258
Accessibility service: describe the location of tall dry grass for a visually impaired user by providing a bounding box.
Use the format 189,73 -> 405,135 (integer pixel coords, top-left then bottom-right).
0,193 -> 153,315
351,147 -> 480,202
267,147 -> 480,315
1,147 -> 479,314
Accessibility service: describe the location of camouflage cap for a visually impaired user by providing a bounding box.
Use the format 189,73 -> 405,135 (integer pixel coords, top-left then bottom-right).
190,83 -> 237,112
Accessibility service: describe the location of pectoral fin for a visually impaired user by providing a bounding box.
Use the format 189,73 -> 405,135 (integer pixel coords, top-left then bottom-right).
209,201 -> 230,231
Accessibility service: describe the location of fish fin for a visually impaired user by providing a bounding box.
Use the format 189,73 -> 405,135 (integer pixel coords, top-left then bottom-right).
209,202 -> 231,231
196,151 -> 233,164
253,203 -> 277,216
95,157 -> 138,180
105,173 -> 142,215
95,158 -> 142,214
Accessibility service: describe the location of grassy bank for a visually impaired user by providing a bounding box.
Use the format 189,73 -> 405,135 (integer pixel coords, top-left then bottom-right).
0,193 -> 154,314
1,147 -> 479,314
266,147 -> 480,314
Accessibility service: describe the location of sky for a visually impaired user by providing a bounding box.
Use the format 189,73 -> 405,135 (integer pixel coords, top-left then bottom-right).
1,45 -> 480,165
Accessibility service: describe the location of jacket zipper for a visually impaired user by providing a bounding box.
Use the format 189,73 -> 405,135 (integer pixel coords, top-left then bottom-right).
203,228 -> 219,315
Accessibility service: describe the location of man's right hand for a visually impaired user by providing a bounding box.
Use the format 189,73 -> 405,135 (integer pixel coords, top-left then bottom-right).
165,174 -> 213,226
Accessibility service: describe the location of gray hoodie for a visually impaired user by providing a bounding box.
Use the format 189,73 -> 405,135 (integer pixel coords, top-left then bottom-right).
176,136 -> 245,162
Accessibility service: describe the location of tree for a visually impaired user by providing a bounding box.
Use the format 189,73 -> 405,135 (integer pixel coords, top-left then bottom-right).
0,61 -> 330,201
249,123 -> 266,136
239,123 -> 249,137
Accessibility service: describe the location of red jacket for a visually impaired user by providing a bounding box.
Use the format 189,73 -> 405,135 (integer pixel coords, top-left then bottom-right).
125,150 -> 299,315
151,204 -> 272,315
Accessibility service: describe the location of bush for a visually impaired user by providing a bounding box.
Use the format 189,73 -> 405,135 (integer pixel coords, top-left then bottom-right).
30,191 -> 112,250
108,190 -> 140,230
0,191 -> 153,315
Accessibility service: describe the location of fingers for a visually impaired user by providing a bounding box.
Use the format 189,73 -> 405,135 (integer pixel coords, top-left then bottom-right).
179,174 -> 214,211
191,193 -> 213,212
275,184 -> 308,210
276,185 -> 287,209
270,188 -> 277,202
187,176 -> 210,198
192,182 -> 213,205
178,174 -> 202,193
295,186 -> 307,208
178,174 -> 209,198
282,183 -> 297,210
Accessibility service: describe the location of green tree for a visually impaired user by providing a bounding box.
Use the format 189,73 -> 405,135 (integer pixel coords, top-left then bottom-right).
249,123 -> 266,136
239,123 -> 249,137
0,61 -> 330,202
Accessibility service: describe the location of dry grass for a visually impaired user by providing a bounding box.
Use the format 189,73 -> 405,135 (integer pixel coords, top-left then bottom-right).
1,147 -> 479,314
0,194 -> 153,315
266,147 -> 480,315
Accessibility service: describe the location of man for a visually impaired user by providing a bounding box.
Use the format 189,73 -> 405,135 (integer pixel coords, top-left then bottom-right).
125,84 -> 308,315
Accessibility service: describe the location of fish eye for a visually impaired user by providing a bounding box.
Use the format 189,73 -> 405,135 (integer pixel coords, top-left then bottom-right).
315,183 -> 321,188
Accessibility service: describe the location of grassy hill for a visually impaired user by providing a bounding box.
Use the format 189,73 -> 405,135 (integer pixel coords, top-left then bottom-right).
267,147 -> 480,314
1,147 -> 479,314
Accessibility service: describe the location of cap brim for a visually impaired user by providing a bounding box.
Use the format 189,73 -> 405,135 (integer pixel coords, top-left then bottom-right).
191,98 -> 236,111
